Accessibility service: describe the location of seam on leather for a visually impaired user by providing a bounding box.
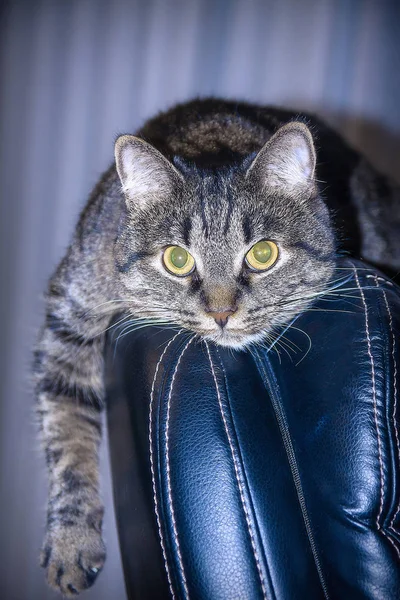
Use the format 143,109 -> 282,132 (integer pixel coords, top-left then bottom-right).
164,336 -> 195,600
205,342 -> 268,600
216,347 -> 276,600
353,267 -> 386,529
149,330 -> 183,600
254,353 -> 329,599
355,268 -> 400,560
382,284 -> 400,532
388,528 -> 400,545
372,276 -> 400,559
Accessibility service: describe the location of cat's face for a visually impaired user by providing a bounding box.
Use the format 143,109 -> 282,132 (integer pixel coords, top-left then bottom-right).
114,124 -> 336,349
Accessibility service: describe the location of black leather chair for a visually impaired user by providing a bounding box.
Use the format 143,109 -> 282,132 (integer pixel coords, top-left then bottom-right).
105,258 -> 400,600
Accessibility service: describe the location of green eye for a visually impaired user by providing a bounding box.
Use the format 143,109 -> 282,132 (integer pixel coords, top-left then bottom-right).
163,245 -> 195,276
245,240 -> 278,271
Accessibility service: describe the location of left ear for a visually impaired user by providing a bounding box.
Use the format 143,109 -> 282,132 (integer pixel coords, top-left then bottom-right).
246,122 -> 317,197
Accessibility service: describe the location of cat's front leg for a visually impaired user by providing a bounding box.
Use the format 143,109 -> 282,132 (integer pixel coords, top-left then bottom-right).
35,305 -> 108,597
39,397 -> 105,596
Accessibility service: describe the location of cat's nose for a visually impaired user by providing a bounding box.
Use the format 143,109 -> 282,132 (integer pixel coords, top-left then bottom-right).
206,308 -> 237,328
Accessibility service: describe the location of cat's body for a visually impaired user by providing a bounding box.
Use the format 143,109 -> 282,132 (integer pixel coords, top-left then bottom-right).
35,99 -> 400,596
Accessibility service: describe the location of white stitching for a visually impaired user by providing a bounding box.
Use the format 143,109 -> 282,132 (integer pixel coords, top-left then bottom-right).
355,270 -> 400,561
372,278 -> 400,556
205,342 -> 268,600
371,276 -> 400,559
354,267 -> 385,529
387,298 -> 400,531
165,336 -> 195,600
366,274 -> 393,286
149,330 -> 183,600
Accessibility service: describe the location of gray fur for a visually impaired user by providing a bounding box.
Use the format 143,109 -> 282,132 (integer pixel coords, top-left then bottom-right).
35,98 -> 400,596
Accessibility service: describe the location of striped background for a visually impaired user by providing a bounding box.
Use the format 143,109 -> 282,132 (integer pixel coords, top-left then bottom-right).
0,1 -> 399,598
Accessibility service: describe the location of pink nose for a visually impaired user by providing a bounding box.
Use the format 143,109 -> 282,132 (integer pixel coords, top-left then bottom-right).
206,308 -> 237,328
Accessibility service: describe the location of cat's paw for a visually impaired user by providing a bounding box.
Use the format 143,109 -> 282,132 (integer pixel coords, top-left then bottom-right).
41,524 -> 106,597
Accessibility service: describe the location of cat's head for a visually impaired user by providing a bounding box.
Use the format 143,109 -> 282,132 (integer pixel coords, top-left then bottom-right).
114,122 -> 336,349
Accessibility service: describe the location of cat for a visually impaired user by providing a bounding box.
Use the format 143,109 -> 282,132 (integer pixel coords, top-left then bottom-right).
34,98 -> 400,596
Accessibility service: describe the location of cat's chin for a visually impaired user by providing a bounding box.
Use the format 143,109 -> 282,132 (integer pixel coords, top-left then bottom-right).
201,329 -> 265,351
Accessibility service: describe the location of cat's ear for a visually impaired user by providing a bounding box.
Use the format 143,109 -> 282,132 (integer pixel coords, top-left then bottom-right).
246,122 -> 316,197
114,135 -> 183,208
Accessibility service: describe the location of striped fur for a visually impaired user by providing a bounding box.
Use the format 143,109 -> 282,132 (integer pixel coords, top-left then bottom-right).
35,98 -> 400,596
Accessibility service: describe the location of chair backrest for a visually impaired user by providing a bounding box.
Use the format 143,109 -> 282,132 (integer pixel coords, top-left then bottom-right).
106,258 -> 400,600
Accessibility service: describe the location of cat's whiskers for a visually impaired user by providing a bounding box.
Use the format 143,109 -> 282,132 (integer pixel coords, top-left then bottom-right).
303,307 -> 358,315
257,332 -> 286,363
66,315 -> 173,386
286,324 -> 313,366
249,341 -> 282,365
276,333 -> 301,353
114,319 -> 175,339
83,298 -> 139,317
258,277 -> 381,313
270,338 -> 293,361
112,320 -> 180,358
242,268 -> 382,364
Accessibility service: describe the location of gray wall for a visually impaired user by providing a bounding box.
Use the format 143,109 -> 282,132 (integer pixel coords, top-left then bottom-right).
0,0 -> 399,599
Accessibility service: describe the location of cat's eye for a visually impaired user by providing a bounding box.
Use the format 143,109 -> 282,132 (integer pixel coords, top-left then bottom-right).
163,245 -> 195,276
245,240 -> 278,271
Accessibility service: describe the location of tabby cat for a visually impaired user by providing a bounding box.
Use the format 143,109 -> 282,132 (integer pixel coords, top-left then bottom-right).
35,98 -> 400,596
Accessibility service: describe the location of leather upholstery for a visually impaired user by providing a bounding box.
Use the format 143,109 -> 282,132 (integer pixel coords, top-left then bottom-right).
105,258 -> 400,600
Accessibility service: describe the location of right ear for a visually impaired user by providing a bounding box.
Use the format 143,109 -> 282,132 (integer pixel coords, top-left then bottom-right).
245,122 -> 317,199
114,135 -> 183,209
